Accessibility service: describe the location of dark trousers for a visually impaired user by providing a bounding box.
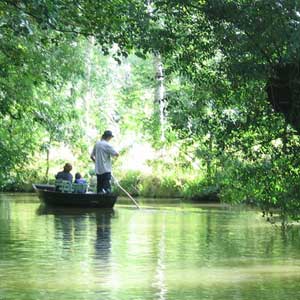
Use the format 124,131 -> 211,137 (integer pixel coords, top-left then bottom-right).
97,172 -> 112,193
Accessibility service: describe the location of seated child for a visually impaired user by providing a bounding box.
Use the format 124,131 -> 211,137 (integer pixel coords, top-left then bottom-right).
74,172 -> 87,184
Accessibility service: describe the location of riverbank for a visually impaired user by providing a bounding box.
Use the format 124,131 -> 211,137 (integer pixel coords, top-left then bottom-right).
0,172 -> 220,202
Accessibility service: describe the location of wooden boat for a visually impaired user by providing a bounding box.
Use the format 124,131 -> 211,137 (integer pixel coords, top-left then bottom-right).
33,184 -> 117,208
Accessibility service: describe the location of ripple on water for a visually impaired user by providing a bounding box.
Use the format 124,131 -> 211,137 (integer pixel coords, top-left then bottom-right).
1,196 -> 300,300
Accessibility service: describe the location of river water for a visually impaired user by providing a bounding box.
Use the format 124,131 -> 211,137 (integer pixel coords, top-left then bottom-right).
0,193 -> 300,300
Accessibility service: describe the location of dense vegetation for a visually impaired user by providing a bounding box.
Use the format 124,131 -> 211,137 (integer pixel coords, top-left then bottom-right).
1,0 -> 300,225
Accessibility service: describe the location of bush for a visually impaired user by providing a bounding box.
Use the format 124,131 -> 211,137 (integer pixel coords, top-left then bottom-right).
182,176 -> 220,202
218,157 -> 300,225
116,170 -> 142,196
138,174 -> 181,198
114,171 -> 182,198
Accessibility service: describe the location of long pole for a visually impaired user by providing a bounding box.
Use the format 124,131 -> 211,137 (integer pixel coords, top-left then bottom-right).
112,175 -> 140,209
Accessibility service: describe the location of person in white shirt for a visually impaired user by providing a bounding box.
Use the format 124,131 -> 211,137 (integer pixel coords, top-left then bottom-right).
90,130 -> 119,193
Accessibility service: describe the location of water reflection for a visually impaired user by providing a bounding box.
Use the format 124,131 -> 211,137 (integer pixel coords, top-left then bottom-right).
37,205 -> 114,261
94,210 -> 113,260
1,196 -> 300,300
152,215 -> 167,300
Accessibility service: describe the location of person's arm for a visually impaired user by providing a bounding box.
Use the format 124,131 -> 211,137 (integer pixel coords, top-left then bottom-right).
108,144 -> 119,157
90,145 -> 96,162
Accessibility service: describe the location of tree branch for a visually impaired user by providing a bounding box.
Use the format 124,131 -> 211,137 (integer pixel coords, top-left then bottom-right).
3,0 -> 92,37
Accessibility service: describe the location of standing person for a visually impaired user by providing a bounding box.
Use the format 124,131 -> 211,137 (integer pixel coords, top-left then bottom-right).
90,130 -> 119,193
55,163 -> 73,182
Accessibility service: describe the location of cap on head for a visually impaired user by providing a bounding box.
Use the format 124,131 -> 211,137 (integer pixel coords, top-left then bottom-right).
102,130 -> 114,139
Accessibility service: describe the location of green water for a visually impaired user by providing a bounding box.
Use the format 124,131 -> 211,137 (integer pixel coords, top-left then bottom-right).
1,194 -> 300,300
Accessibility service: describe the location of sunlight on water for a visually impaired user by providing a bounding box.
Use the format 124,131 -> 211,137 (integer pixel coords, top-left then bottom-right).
1,194 -> 300,300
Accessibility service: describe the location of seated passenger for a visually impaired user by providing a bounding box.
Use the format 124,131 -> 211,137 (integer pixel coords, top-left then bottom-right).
55,163 -> 73,182
73,172 -> 87,193
74,172 -> 87,184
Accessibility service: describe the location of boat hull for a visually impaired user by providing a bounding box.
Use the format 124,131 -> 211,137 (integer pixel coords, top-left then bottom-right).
33,184 -> 117,208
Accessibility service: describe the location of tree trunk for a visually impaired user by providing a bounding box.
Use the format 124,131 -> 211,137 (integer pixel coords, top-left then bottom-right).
45,138 -> 52,183
207,133 -> 213,184
84,37 -> 95,140
153,52 -> 166,142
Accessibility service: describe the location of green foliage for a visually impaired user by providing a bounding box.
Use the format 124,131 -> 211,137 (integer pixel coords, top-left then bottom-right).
219,149 -> 300,225
0,32 -> 86,186
182,176 -> 219,202
115,170 -> 182,199
2,0 -> 300,226
138,174 -> 181,198
117,170 -> 142,197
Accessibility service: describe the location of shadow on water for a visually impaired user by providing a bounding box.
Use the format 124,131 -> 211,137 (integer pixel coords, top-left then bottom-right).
36,204 -> 115,217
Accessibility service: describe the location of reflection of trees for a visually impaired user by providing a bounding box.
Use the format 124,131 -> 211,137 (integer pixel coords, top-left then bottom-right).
0,195 -> 11,220
2,199 -> 300,299
152,215 -> 167,300
182,208 -> 300,266
0,198 -> 11,258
